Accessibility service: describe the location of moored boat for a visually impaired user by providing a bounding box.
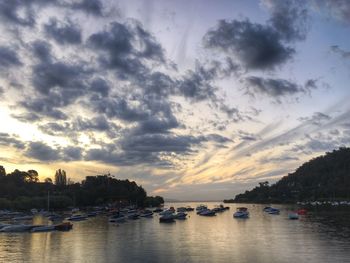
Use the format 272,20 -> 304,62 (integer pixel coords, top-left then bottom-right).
233,207 -> 249,218
140,210 -> 153,218
159,214 -> 175,223
288,212 -> 299,220
31,225 -> 56,232
0,224 -> 33,232
109,214 -> 126,223
264,207 -> 280,214
174,212 -> 187,219
199,209 -> 216,216
67,214 -> 87,221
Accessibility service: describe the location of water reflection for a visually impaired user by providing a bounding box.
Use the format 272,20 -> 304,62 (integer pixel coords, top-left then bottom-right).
0,203 -> 349,263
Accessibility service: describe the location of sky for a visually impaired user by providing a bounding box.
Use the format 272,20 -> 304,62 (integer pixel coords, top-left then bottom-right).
0,0 -> 349,200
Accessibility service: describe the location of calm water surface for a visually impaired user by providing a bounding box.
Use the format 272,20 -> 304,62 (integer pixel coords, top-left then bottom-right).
0,203 -> 349,263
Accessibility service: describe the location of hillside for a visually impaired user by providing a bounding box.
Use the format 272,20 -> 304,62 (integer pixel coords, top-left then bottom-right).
228,147 -> 350,203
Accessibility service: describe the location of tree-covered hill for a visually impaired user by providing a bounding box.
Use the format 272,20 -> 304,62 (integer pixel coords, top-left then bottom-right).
0,167 -> 164,210
227,147 -> 350,203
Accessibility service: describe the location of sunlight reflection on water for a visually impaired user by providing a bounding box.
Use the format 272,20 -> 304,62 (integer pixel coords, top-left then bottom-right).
0,203 -> 349,263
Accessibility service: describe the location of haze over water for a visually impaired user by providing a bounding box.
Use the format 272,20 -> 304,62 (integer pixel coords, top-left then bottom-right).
0,203 -> 349,263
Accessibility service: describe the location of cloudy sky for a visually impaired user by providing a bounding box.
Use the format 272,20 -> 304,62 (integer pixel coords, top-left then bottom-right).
0,0 -> 349,200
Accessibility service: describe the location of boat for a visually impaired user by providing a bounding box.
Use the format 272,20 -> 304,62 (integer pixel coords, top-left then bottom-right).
0,223 -> 11,229
185,206 -> 194,211
87,212 -> 98,217
140,210 -> 153,218
233,207 -> 249,218
160,209 -> 174,216
196,205 -> 207,212
54,222 -> 73,231
67,214 -> 87,221
12,215 -> 33,221
263,207 -> 280,214
176,207 -> 187,212
0,224 -> 33,232
125,210 -> 140,220
159,214 -> 175,223
268,208 -> 280,215
153,208 -> 163,213
213,205 -> 226,213
288,213 -> 299,220
31,225 -> 56,232
174,212 -> 187,219
297,209 -> 307,215
198,209 -> 216,216
109,214 -> 126,223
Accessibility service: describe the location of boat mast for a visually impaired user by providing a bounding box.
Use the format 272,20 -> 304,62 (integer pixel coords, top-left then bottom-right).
47,190 -> 50,212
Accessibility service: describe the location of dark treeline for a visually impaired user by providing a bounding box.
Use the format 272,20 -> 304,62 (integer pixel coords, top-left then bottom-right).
226,147 -> 350,203
0,167 -> 164,210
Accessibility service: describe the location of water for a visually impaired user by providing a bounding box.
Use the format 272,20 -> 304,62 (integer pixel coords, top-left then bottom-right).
0,203 -> 349,263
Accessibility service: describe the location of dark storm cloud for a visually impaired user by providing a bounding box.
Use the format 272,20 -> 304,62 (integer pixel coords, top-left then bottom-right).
92,97 -> 150,122
0,0 -> 35,27
70,0 -> 104,16
331,45 -> 350,59
62,146 -> 83,161
21,97 -> 68,120
244,76 -> 320,101
38,122 -> 70,136
315,0 -> 350,24
0,0 -> 58,27
87,21 -> 164,78
203,19 -> 295,70
0,133 -> 25,149
176,63 -> 217,101
90,78 -> 110,97
32,60 -> 90,94
0,46 -> 22,69
25,141 -> 61,161
85,134 -> 201,166
133,115 -> 179,135
245,76 -> 301,98
44,18 -> 82,45
31,40 -> 52,62
264,0 -> 310,41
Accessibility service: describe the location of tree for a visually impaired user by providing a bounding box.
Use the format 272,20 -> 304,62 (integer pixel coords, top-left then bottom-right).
44,177 -> 53,184
55,169 -> 67,186
27,170 -> 39,182
0,166 -> 6,177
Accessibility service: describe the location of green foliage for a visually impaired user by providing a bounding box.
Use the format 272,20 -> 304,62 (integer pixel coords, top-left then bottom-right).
233,148 -> 350,203
0,168 -> 153,210
144,196 -> 164,207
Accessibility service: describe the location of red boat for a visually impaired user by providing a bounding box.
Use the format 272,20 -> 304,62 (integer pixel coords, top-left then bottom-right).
297,209 -> 307,215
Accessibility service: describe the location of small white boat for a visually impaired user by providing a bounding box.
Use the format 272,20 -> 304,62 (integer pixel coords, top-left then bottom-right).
288,213 -> 299,220
31,225 -> 56,232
